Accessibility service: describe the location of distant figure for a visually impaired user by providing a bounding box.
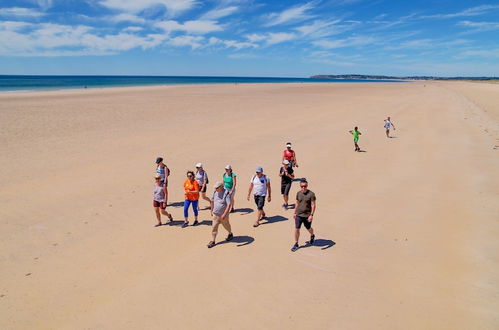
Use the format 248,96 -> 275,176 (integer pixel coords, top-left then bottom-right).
182,171 -> 200,228
349,127 -> 362,152
195,163 -> 211,208
282,142 -> 299,168
223,165 -> 237,212
155,157 -> 171,203
207,182 -> 234,248
279,160 -> 295,209
291,179 -> 316,252
247,166 -> 271,227
152,174 -> 173,227
384,116 -> 396,138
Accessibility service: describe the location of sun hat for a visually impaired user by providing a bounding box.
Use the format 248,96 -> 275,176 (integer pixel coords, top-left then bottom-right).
155,157 -> 163,164
286,142 -> 292,147
256,166 -> 263,173
282,160 -> 290,165
214,181 -> 223,189
225,165 -> 232,170
195,162 -> 203,168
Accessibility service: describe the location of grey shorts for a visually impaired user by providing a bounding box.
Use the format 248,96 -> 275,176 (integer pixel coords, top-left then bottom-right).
254,195 -> 265,210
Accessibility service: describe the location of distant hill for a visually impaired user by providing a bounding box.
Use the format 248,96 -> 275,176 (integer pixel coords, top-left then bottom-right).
310,74 -> 498,81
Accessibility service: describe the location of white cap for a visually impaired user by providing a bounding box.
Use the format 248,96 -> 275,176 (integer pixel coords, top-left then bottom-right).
286,142 -> 292,147
195,163 -> 203,168
213,181 -> 223,189
225,164 -> 232,170
282,160 -> 290,165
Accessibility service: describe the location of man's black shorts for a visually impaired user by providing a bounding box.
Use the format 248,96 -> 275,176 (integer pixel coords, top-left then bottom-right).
281,182 -> 291,196
295,215 -> 312,229
254,195 -> 265,210
198,184 -> 207,193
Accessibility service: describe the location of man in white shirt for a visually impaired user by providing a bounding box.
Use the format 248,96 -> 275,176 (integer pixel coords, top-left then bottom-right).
247,166 -> 271,227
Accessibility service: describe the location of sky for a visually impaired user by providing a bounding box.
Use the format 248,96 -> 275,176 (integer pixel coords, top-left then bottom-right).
0,0 -> 498,77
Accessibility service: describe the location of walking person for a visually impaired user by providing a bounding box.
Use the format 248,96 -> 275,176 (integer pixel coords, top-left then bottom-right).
207,182 -> 234,248
223,165 -> 237,212
182,171 -> 200,228
153,174 -> 173,227
291,179 -> 316,252
155,157 -> 170,204
195,163 -> 211,208
282,142 -> 299,167
247,167 -> 271,227
384,116 -> 396,138
349,127 -> 362,152
279,160 -> 295,210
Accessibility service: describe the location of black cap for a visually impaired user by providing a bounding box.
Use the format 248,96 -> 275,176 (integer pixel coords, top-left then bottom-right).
155,157 -> 163,164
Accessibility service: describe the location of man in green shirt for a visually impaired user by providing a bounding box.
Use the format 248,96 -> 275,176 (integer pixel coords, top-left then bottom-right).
292,179 -> 316,252
349,126 -> 362,152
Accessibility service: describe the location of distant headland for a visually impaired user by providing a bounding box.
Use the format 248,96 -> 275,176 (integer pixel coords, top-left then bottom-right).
310,74 -> 498,81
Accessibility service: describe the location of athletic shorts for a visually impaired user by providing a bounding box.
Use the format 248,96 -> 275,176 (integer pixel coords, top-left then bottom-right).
153,200 -> 166,209
353,137 -> 359,143
281,182 -> 292,195
254,195 -> 265,210
295,215 -> 312,229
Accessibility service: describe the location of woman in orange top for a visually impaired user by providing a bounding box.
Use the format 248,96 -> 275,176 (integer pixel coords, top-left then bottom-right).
182,170 -> 200,228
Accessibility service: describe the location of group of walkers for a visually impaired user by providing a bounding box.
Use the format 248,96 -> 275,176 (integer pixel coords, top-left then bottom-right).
348,117 -> 396,152
152,118 -> 395,251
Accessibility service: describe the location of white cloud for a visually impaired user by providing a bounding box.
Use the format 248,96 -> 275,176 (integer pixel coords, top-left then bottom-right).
458,20 -> 499,31
168,35 -> 204,49
245,33 -> 266,43
266,32 -> 296,45
295,19 -> 345,38
109,13 -> 147,24
264,1 -> 316,27
156,20 -> 222,34
0,22 -> 167,56
99,0 -> 197,16
0,7 -> 45,18
200,6 -> 238,20
123,26 -> 144,32
422,5 -> 499,19
458,49 -> 499,59
313,36 -> 376,49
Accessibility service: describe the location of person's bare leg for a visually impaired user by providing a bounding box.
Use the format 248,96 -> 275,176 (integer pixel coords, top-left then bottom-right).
307,227 -> 314,236
283,194 -> 289,206
154,207 -> 162,225
386,129 -> 389,138
201,192 -> 211,206
294,228 -> 300,244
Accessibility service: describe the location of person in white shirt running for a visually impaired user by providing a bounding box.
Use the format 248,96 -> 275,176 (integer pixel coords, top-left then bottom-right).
384,116 -> 396,138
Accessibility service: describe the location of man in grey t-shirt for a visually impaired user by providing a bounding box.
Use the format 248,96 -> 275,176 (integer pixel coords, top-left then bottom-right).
291,179 -> 316,252
207,181 -> 233,248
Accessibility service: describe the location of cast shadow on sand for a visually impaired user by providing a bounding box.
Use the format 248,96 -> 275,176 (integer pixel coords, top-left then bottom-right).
215,235 -> 255,247
168,201 -> 184,208
299,239 -> 336,251
233,208 -> 254,214
261,215 -> 288,225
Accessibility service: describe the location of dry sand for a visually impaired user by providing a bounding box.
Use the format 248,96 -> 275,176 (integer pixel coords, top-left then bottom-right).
0,81 -> 498,329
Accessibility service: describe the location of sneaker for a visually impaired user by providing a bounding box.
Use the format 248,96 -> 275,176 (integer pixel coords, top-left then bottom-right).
181,222 -> 189,228
226,233 -> 234,241
309,234 -> 315,245
207,241 -> 215,248
291,243 -> 299,252
193,220 -> 199,226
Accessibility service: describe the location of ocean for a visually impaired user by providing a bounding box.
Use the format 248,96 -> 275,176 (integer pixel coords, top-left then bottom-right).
0,75 -> 404,92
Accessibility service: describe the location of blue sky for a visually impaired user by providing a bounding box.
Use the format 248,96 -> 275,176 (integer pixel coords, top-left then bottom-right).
0,0 -> 498,76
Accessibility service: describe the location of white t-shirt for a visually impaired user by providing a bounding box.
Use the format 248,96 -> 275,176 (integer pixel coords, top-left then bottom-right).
250,174 -> 270,196
384,120 -> 392,129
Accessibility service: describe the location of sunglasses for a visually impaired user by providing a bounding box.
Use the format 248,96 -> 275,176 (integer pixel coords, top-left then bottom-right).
300,185 -> 307,188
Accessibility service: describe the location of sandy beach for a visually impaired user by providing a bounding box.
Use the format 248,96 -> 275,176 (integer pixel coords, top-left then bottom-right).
0,81 -> 498,329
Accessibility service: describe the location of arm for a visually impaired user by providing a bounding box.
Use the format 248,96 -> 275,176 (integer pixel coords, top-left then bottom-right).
308,200 -> 316,221
221,197 -> 232,219
247,183 -> 253,200
210,198 -> 214,216
288,169 -> 295,179
392,122 -> 396,130
267,181 -> 271,202
279,168 -> 284,177
293,151 -> 298,167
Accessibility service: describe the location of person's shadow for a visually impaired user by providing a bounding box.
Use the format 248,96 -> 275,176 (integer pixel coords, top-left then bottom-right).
357,149 -> 367,153
262,215 -> 288,225
197,220 -> 212,226
215,235 -> 255,247
168,201 -> 184,207
299,238 -> 336,250
233,208 -> 254,215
